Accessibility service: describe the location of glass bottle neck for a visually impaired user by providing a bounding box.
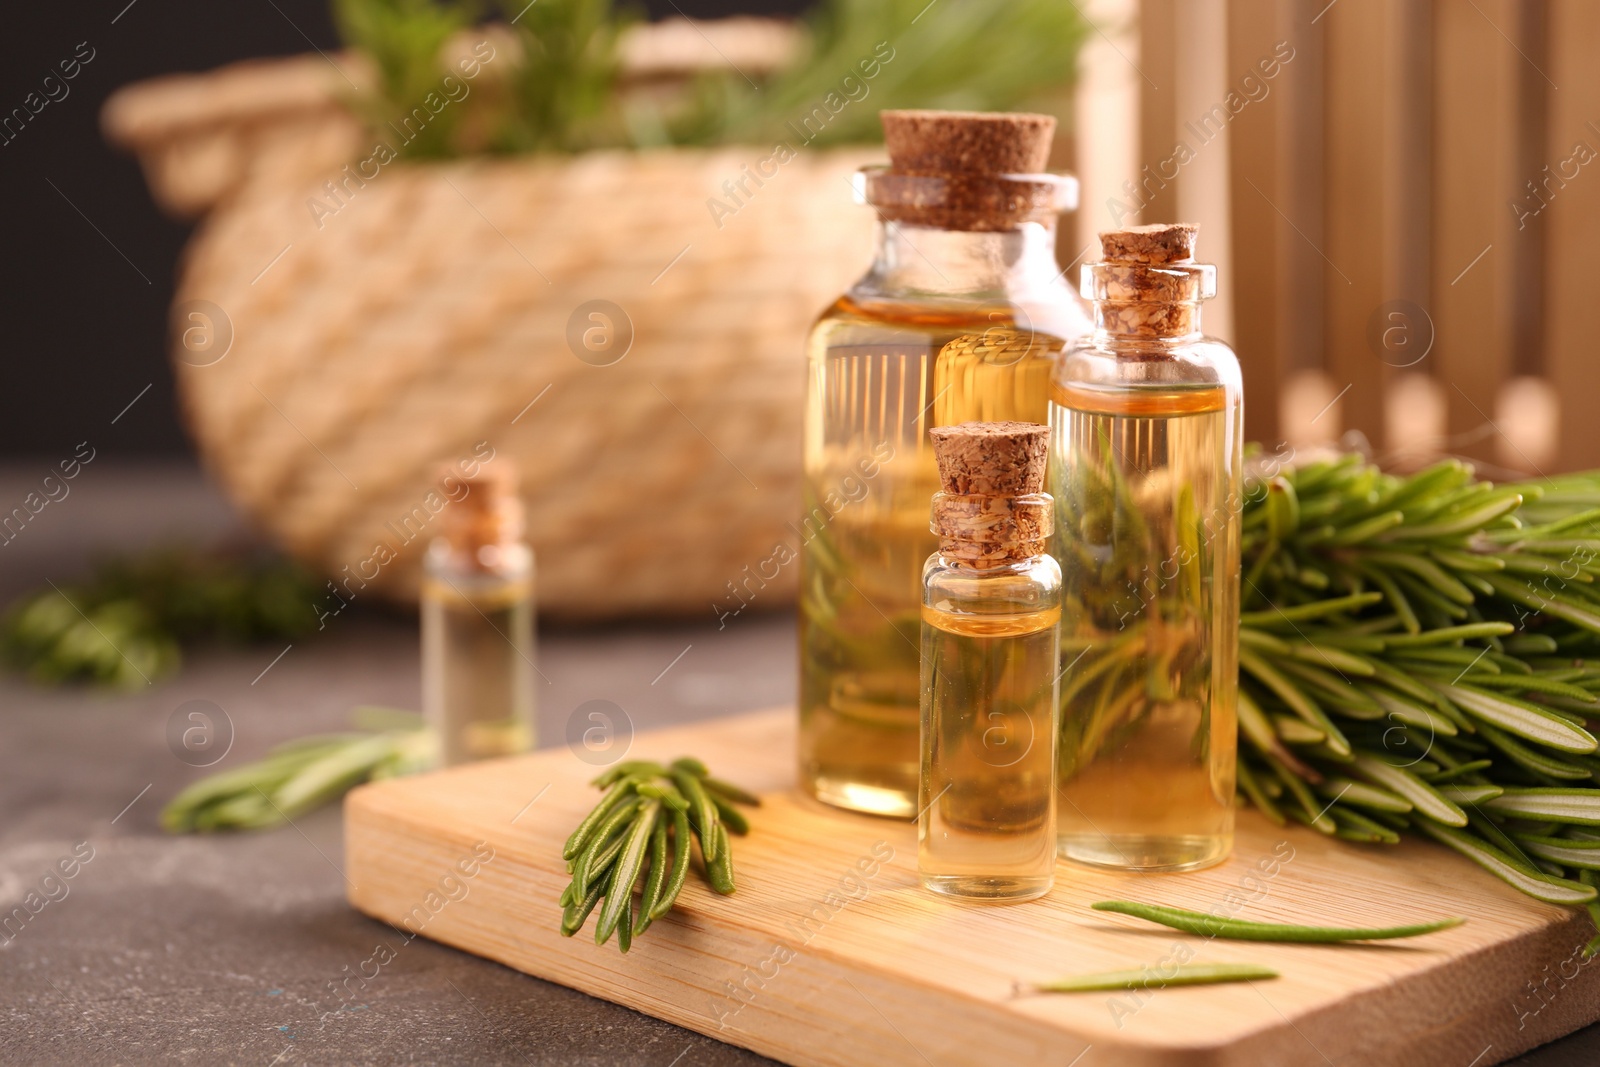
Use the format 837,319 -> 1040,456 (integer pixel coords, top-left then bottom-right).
1091,301 -> 1204,343
859,219 -> 1064,300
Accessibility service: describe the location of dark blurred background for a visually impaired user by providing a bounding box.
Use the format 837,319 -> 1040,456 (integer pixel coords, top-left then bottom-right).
0,0 -> 804,461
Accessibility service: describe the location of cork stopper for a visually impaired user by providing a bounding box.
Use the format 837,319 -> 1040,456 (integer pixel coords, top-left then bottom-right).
928,422 -> 1051,566
930,421 -> 1048,494
1085,222 -> 1215,339
440,461 -> 524,570
882,110 -> 1056,176
1099,223 -> 1197,265
869,109 -> 1067,232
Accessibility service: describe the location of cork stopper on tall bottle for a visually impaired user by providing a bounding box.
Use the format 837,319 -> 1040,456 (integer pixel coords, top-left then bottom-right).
439,462 -> 525,572
928,421 -> 1051,566
1089,222 -> 1214,338
875,109 -> 1062,231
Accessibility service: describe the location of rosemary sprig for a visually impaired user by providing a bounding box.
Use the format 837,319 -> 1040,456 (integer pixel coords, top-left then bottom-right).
161,707 -> 433,831
1,547 -> 320,690
560,757 -> 758,951
1235,453 -> 1600,948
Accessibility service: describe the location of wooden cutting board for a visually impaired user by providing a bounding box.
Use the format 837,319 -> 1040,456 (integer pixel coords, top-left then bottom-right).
344,708 -> 1600,1066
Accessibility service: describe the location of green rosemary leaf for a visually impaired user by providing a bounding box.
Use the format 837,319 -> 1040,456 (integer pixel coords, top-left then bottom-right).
1036,962 -> 1278,993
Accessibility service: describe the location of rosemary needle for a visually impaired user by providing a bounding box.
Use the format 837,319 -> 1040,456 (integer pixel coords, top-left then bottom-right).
1036,962 -> 1278,993
1092,901 -> 1464,943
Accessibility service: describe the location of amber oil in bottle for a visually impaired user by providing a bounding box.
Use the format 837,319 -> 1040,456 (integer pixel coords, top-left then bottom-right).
801,109 -> 1090,818
422,464 -> 537,766
1049,224 -> 1241,872
919,421 -> 1061,900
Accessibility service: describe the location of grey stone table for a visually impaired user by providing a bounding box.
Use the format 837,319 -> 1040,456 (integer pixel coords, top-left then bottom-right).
0,464 -> 1595,1066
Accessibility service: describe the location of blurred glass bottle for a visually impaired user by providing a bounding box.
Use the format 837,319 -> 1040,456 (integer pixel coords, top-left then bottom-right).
422,464 -> 536,766
1050,224 -> 1241,871
800,109 -> 1091,817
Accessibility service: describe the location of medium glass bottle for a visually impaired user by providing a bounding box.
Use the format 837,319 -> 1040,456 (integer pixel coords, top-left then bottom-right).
1049,223 -> 1241,871
421,465 -> 537,766
799,108 -> 1091,817
919,422 -> 1061,901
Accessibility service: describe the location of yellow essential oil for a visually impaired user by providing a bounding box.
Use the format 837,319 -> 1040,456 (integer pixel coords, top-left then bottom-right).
1049,225 -> 1242,873
918,421 -> 1061,900
800,300 -> 1067,817
797,111 -> 1091,819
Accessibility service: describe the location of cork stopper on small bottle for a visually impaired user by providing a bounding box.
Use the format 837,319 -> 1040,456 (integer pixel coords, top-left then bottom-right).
928,421 -> 1052,566
872,109 -> 1067,231
440,462 -> 525,571
1099,223 -> 1198,265
1087,222 -> 1215,338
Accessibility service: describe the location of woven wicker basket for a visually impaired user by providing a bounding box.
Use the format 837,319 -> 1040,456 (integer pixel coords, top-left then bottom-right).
104,28 -> 877,618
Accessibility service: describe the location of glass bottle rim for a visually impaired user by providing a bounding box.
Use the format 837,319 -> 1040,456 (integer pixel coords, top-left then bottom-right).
852,165 -> 1079,215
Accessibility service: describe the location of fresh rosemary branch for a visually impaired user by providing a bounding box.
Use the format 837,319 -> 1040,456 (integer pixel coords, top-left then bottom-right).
560,757 -> 758,951
1,548 -> 321,690
162,707 -> 432,832
1237,454 -> 1600,946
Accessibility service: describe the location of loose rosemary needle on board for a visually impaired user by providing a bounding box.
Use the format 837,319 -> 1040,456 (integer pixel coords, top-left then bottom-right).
1033,962 -> 1279,993
1092,901 -> 1465,942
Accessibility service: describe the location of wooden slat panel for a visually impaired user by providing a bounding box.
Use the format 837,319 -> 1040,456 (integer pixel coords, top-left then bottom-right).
1321,0 -> 1399,448
1276,1 -> 1325,382
1226,0 -> 1287,446
1544,0 -> 1600,468
1137,0 -> 1182,223
1174,0 -> 1236,343
1430,0 -> 1521,464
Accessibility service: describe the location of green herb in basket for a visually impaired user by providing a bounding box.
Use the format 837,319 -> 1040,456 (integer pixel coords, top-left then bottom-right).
560,758 -> 758,952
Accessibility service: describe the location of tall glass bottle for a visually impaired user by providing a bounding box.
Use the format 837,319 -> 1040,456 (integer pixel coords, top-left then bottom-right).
799,109 -> 1091,817
422,465 -> 537,766
1049,224 -> 1241,871
919,422 -> 1060,901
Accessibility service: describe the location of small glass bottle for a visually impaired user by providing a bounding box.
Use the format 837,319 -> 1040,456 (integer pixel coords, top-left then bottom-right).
800,109 -> 1091,818
1049,224 -> 1241,872
919,421 -> 1061,900
421,464 -> 536,766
